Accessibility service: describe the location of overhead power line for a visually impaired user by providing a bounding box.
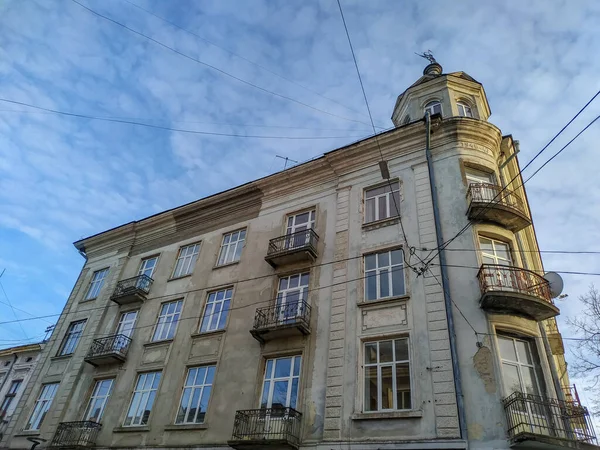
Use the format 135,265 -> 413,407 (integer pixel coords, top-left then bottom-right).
70,0 -> 375,128
122,0 -> 383,127
0,98 -> 368,140
0,278 -> 29,340
436,248 -> 600,255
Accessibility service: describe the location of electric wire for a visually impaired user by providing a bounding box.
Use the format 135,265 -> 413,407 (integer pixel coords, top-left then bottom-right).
0,279 -> 29,340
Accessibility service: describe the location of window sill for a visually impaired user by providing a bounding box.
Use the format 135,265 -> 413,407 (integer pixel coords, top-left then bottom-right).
50,354 -> 73,361
351,410 -> 422,420
167,274 -> 193,282
357,295 -> 410,308
144,339 -> 173,348
14,430 -> 41,437
113,426 -> 150,433
362,216 -> 400,232
213,261 -> 240,270
191,329 -> 226,339
164,423 -> 208,431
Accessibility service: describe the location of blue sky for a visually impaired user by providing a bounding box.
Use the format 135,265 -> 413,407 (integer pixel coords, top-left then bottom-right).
0,0 -> 599,405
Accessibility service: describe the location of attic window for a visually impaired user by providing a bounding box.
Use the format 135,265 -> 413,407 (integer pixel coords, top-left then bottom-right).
424,101 -> 442,116
457,102 -> 473,118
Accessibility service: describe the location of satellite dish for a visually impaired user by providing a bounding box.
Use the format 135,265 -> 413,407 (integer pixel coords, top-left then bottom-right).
544,272 -> 564,298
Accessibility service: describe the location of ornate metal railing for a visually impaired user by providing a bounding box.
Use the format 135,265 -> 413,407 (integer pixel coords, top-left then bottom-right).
254,301 -> 311,330
562,385 -> 582,407
503,392 -> 597,445
467,182 -> 526,214
477,264 -> 553,303
49,421 -> 101,448
111,274 -> 153,300
231,408 -> 302,445
86,334 -> 131,359
267,229 -> 319,257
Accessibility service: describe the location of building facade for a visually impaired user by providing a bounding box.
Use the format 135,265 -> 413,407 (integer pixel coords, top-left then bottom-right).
1,63 -> 596,450
0,344 -> 43,442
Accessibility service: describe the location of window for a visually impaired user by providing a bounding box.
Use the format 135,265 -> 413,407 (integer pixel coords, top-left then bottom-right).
138,256 -> 158,278
58,320 -> 86,356
116,311 -> 138,338
276,273 -> 309,323
260,356 -> 302,409
365,182 -> 400,223
217,229 -> 246,266
0,380 -> 22,418
83,379 -> 114,422
25,383 -> 59,430
424,101 -> 442,116
364,249 -> 405,301
364,338 -> 411,411
466,168 -> 494,186
200,288 -> 232,332
176,366 -> 216,424
172,244 -> 200,278
457,102 -> 473,118
152,300 -> 183,341
124,372 -> 161,426
85,268 -> 108,300
286,211 -> 315,235
498,336 -> 544,396
479,236 -> 512,266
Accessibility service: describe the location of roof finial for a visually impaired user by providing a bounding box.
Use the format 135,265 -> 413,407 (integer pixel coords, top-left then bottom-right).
415,50 -> 442,76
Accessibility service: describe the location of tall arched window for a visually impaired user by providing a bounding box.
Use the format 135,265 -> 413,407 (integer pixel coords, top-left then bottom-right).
457,102 -> 473,118
424,101 -> 442,116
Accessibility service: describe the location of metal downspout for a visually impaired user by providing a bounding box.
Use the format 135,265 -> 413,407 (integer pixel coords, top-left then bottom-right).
424,112 -> 468,441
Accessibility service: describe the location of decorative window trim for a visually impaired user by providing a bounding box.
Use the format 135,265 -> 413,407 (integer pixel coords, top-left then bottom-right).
424,100 -> 442,116
457,101 -> 474,118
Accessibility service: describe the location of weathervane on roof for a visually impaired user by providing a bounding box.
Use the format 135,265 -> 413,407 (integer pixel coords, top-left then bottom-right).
415,50 -> 437,64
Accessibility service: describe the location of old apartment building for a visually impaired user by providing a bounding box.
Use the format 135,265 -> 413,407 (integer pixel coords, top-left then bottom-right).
1,62 -> 597,450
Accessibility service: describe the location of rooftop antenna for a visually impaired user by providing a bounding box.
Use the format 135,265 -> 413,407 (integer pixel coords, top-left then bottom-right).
415,50 -> 437,64
43,325 -> 55,342
275,155 -> 298,170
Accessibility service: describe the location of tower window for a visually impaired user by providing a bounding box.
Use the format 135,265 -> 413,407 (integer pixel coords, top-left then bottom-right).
424,101 -> 442,116
457,102 -> 473,118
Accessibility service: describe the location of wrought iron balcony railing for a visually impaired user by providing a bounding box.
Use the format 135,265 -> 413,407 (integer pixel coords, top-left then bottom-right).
265,229 -> 319,267
49,421 -> 101,448
503,392 -> 598,445
230,408 -> 302,448
251,301 -> 311,343
110,274 -> 153,304
86,334 -> 131,361
466,183 -> 531,231
467,182 -> 525,211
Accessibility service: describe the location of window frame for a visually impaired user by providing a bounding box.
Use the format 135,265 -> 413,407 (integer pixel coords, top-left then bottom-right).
363,337 -> 412,412
496,334 -> 546,398
0,379 -> 22,417
285,210 -> 316,235
364,181 -> 401,224
124,371 -> 162,427
57,319 -> 87,356
171,243 -> 201,279
216,229 -> 246,266
276,273 -> 310,322
83,378 -> 114,423
363,248 -> 406,301
424,100 -> 442,116
199,288 -> 233,333
152,300 -> 183,342
25,383 -> 59,430
259,355 -> 302,410
457,102 -> 473,118
478,236 -> 513,266
116,310 -> 138,338
85,268 -> 109,300
138,256 -> 159,278
175,365 -> 216,424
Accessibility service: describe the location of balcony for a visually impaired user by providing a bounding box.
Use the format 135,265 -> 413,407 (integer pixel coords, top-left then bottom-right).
110,274 -> 153,305
477,264 -> 559,321
84,334 -> 131,367
49,421 -> 101,449
467,183 -> 531,232
228,408 -> 302,450
503,392 -> 598,449
265,229 -> 318,268
250,301 -> 311,344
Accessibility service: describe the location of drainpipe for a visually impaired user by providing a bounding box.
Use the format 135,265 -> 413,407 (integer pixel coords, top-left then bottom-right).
424,112 -> 468,441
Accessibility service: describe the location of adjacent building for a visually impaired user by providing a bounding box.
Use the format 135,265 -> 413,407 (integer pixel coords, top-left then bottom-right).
1,62 -> 597,450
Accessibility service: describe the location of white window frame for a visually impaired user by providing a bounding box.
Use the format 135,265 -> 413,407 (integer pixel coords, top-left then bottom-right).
172,244 -> 201,278
175,365 -> 216,424
276,273 -> 309,323
260,356 -> 302,410
364,182 -> 400,223
0,380 -> 22,417
138,256 -> 158,278
58,320 -> 86,356
25,383 -> 59,430
200,288 -> 232,333
286,210 -> 315,235
116,311 -> 138,338
217,229 -> 246,266
364,249 -> 405,301
124,372 -> 161,427
152,300 -> 183,342
498,335 -> 544,397
479,236 -> 512,266
424,101 -> 442,116
83,379 -> 114,422
363,338 -> 412,412
457,102 -> 473,118
85,268 -> 109,300
465,168 -> 495,186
